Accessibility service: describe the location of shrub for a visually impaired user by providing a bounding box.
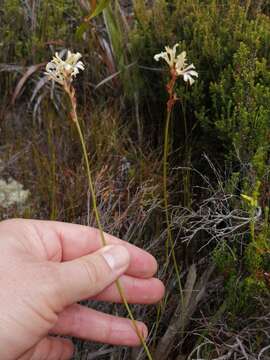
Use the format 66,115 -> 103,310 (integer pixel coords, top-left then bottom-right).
130,0 -> 270,182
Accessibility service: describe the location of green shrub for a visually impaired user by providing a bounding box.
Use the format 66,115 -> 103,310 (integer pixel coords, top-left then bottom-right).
0,0 -> 80,63
213,207 -> 270,319
213,241 -> 236,274
130,0 -> 270,180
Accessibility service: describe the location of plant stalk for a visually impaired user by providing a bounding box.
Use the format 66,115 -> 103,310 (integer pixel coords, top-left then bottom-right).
65,83 -> 152,360
163,106 -> 184,309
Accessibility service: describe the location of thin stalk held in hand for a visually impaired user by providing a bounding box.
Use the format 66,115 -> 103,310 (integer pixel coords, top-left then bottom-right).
46,51 -> 152,360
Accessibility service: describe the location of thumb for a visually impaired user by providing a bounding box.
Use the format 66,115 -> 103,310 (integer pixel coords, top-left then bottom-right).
54,245 -> 130,308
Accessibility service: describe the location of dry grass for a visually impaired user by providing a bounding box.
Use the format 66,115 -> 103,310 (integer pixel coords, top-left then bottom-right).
2,102 -> 269,360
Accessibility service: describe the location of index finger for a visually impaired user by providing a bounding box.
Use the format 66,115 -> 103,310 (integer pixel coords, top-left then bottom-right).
18,219 -> 158,279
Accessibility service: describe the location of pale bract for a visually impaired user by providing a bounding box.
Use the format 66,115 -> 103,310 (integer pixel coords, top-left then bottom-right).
154,44 -> 198,85
45,50 -> 85,85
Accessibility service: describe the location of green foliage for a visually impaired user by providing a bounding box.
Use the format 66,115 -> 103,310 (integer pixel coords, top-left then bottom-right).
213,208 -> 270,320
213,241 -> 236,274
88,0 -> 110,20
130,0 -> 270,177
225,274 -> 267,318
211,43 -> 270,169
0,0 -> 81,63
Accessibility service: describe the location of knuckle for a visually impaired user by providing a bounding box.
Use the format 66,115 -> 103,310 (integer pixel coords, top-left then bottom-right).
69,305 -> 83,336
43,263 -> 68,312
79,257 -> 102,288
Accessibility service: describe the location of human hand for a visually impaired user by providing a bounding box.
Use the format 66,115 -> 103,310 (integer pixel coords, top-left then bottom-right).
0,219 -> 164,359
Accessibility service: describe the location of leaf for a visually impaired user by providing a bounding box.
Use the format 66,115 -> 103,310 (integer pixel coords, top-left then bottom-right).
75,22 -> 89,40
85,0 -> 110,21
77,0 -> 110,40
30,76 -> 49,103
11,63 -> 46,105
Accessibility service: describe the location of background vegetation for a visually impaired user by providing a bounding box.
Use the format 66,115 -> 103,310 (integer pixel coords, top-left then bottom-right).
1,0 -> 270,358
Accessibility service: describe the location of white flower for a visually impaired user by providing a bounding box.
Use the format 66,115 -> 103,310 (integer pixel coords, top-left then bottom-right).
182,65 -> 198,85
154,43 -> 179,68
154,44 -> 198,85
45,50 -> 85,85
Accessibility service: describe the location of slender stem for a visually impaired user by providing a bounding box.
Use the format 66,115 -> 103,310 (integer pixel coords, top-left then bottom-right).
74,119 -> 106,245
163,109 -> 171,260
115,281 -> 153,360
66,85 -> 152,360
163,103 -> 184,309
182,100 -> 191,209
250,208 -> 255,243
47,118 -> 57,220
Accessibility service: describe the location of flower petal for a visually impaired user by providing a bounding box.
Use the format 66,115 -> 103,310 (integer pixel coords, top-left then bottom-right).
46,50 -> 85,84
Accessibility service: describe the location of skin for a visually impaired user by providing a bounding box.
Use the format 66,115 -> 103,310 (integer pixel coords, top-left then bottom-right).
0,219 -> 165,360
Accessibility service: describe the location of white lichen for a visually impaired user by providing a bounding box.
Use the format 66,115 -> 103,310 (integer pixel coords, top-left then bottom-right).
0,178 -> 30,208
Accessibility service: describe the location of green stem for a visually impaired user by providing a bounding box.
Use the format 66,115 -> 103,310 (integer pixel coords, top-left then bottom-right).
68,88 -> 152,360
47,117 -> 57,220
250,209 -> 255,243
182,100 -> 191,209
74,119 -> 106,245
163,109 -> 171,260
163,107 -> 184,309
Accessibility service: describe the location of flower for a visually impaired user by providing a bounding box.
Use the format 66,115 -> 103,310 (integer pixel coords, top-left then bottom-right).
154,44 -> 198,85
45,50 -> 85,85
154,43 -> 179,68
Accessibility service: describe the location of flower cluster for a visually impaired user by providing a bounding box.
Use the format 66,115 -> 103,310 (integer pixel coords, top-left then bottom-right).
154,44 -> 198,85
45,51 -> 85,85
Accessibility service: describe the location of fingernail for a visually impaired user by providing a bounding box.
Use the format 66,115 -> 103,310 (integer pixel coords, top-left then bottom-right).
101,245 -> 130,271
135,322 -> 148,340
142,324 -> 148,339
